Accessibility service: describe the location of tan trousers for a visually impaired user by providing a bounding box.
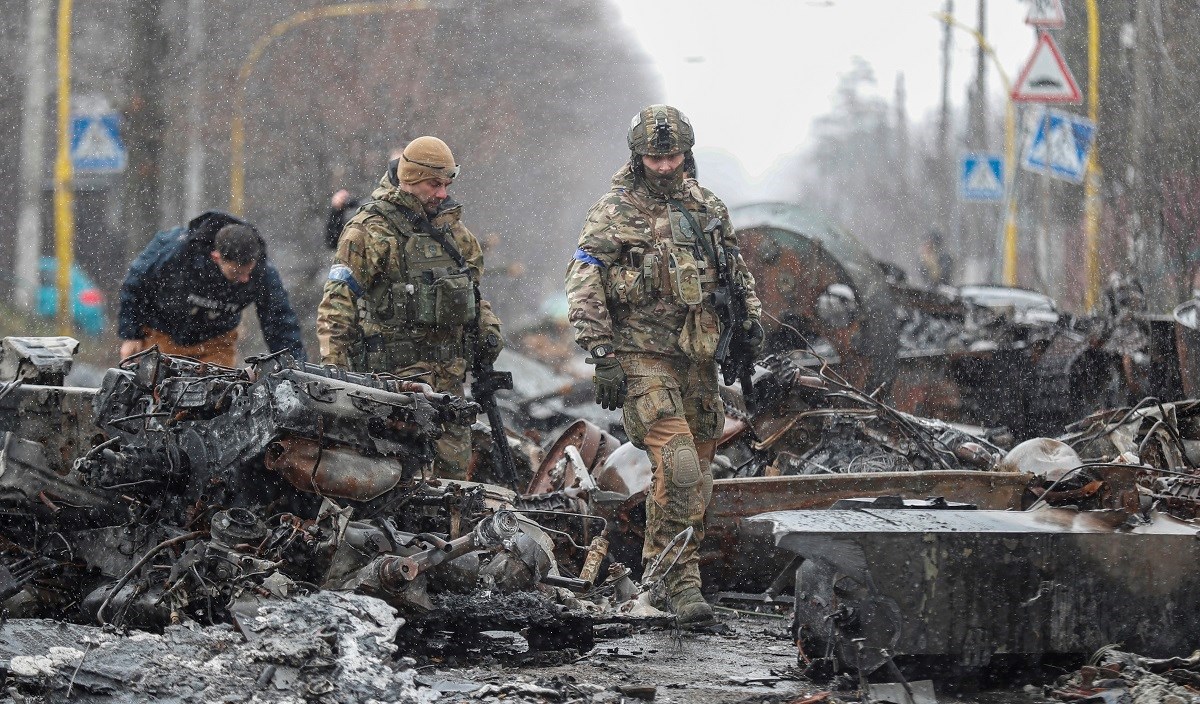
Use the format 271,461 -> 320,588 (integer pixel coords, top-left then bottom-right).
620,353 -> 723,597
142,327 -> 239,368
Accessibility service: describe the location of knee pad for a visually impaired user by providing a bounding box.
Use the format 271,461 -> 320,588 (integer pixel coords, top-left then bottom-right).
662,434 -> 701,488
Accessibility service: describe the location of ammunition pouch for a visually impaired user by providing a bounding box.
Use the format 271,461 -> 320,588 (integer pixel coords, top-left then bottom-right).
425,270 -> 476,326
609,247 -> 716,310
363,335 -> 462,372
373,269 -> 475,330
607,266 -> 645,306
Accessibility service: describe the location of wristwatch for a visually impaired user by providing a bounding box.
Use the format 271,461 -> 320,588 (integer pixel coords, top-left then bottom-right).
591,344 -> 613,359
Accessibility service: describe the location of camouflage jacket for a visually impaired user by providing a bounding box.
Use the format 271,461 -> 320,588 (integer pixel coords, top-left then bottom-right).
565,164 -> 761,358
316,173 -> 503,377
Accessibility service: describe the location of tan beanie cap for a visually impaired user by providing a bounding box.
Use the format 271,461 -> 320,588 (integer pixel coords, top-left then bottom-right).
399,136 -> 458,184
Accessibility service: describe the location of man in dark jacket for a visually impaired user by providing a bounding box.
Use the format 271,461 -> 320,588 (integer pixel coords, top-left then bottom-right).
325,189 -> 362,250
118,211 -> 305,366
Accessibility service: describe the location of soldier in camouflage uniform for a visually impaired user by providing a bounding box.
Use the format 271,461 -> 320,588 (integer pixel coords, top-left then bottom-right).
317,136 -> 503,480
564,105 -> 763,626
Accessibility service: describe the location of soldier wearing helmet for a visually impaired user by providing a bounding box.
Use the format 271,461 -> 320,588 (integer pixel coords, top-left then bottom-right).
317,136 -> 504,480
564,105 -> 763,626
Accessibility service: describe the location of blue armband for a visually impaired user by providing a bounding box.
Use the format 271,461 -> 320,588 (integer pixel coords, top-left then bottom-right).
573,249 -> 605,268
327,264 -> 364,298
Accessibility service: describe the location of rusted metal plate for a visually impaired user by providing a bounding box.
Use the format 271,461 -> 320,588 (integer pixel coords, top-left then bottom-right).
747,507 -> 1200,673
263,435 -> 405,501
709,471 -> 1027,522
734,202 -> 899,390
526,419 -> 619,495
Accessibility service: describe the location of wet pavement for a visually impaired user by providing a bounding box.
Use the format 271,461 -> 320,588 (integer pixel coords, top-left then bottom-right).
417,614 -> 1058,704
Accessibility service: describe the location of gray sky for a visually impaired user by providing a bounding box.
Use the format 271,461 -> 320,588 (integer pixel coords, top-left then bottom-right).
612,0 -> 1044,179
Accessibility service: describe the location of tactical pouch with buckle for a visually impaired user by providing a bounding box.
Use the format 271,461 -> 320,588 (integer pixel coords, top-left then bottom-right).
432,271 -> 475,325
607,265 -> 644,306
377,282 -> 414,325
411,269 -> 475,327
669,252 -> 703,306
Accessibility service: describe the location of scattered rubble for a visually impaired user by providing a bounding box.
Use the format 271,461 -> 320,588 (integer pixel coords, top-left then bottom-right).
2,591 -> 434,702
1050,648 -> 1200,704
6,300 -> 1200,703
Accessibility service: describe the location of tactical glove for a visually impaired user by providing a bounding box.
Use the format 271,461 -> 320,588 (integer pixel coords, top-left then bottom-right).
586,349 -> 626,410
744,318 -> 765,359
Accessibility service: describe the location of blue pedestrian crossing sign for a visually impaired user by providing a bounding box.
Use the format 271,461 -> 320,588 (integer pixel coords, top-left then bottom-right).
70,113 -> 127,173
960,153 -> 1005,202
1021,108 -> 1096,184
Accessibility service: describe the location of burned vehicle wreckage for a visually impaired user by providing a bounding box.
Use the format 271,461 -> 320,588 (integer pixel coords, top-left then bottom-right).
0,336 -> 618,642
7,195 -> 1200,699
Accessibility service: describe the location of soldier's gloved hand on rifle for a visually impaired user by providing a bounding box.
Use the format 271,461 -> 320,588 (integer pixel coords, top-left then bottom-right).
477,332 -> 504,366
586,345 -> 626,410
744,318 -> 765,359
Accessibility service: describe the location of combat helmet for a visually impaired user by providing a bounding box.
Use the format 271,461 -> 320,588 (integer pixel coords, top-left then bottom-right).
628,104 -> 695,156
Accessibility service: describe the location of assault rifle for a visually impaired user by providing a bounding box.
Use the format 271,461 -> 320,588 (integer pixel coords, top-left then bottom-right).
704,218 -> 756,403
466,297 -> 521,492
414,211 -> 520,492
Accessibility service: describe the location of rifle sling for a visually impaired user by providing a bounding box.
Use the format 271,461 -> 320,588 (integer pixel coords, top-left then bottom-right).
666,198 -> 719,270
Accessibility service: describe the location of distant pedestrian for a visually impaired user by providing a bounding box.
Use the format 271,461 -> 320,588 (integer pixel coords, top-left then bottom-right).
325,189 -> 362,250
919,228 -> 954,286
325,149 -> 405,249
117,211 -> 305,367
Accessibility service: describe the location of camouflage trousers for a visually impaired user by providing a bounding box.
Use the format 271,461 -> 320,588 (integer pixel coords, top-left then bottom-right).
394,360 -> 472,481
620,353 -> 723,597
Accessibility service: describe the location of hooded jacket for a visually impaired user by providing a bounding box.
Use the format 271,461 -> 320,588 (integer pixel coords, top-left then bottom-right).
118,211 -> 305,358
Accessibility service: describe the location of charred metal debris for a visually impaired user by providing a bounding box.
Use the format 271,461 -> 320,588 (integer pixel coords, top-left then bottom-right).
0,336 -> 654,672
733,203 -> 1184,440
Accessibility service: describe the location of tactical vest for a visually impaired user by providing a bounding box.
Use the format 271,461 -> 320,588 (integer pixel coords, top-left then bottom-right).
605,199 -> 718,310
356,199 -> 477,371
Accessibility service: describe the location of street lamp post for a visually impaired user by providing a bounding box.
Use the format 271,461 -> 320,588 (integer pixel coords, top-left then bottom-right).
54,0 -> 74,335
229,0 -> 429,215
1083,0 -> 1101,310
934,12 -> 1018,286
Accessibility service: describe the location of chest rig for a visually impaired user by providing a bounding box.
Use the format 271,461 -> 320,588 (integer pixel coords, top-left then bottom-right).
607,196 -> 718,309
356,199 -> 477,368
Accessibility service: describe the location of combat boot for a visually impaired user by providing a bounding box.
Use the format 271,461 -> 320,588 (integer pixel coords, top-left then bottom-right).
671,587 -> 715,627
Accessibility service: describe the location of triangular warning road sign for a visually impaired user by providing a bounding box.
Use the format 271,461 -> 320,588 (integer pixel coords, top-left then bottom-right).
1011,31 -> 1081,103
1026,0 -> 1065,29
